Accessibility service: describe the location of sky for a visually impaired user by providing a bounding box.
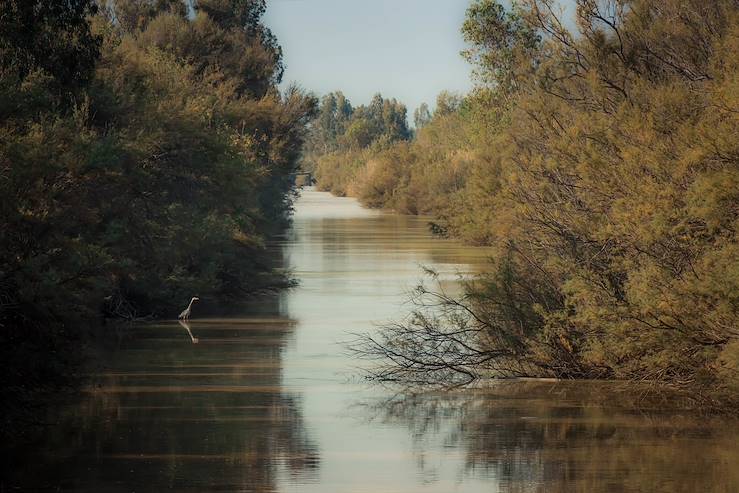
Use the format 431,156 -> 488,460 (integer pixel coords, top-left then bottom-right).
263,0 -> 476,116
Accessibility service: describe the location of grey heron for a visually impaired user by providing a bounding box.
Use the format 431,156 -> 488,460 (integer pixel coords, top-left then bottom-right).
178,297 -> 199,320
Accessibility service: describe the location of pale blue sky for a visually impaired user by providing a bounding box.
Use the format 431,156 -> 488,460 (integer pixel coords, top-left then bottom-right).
264,0 -> 475,116
264,0 -> 575,118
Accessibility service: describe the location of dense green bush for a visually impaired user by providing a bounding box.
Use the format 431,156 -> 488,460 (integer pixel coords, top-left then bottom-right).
0,0 -> 316,398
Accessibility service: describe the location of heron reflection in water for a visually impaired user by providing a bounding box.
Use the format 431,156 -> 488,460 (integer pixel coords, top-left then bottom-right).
178,319 -> 199,344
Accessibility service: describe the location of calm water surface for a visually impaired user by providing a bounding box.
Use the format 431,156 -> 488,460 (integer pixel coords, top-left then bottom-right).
6,189 -> 738,492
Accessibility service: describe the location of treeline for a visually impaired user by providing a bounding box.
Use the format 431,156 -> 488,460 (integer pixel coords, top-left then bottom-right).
302,91 -> 411,194
319,0 -> 739,402
0,0 -> 315,397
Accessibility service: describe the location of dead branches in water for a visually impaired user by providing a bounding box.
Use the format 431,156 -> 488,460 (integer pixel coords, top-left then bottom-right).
348,269 -> 536,387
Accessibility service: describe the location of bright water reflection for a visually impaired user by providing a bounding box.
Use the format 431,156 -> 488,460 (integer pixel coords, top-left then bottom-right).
4,188 -> 738,492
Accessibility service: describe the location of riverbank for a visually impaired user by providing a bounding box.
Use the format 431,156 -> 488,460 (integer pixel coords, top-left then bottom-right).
3,188 -> 737,492
316,174 -> 739,410
0,2 -> 316,443
306,0 -> 739,400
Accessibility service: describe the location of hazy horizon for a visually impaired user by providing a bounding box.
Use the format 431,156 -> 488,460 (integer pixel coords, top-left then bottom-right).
265,0 -> 576,117
264,0 -> 476,116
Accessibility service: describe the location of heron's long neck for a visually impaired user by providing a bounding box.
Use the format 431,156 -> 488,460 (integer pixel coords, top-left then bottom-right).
187,299 -> 195,310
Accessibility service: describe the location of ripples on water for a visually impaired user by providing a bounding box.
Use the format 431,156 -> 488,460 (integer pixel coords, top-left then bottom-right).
4,188 -> 738,492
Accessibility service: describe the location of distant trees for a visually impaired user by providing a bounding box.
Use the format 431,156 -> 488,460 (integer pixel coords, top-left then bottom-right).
0,0 -> 316,398
302,92 -> 410,194
310,91 -> 353,154
434,91 -> 463,116
305,91 -> 409,155
413,103 -> 431,129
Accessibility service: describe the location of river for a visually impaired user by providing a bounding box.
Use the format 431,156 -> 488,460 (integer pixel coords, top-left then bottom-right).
5,188 -> 738,492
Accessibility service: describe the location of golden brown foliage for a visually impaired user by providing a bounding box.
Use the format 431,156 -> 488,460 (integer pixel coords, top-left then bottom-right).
330,0 -> 739,400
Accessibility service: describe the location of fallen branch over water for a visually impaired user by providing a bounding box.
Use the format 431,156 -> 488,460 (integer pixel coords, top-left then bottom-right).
348,269 -> 538,387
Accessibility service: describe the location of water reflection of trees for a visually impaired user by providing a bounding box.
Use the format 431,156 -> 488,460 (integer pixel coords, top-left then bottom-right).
5,294 -> 319,492
364,381 -> 739,493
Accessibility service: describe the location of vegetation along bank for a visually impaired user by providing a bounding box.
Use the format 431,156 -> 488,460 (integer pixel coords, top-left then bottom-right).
308,0 -> 739,407
0,0 -> 317,427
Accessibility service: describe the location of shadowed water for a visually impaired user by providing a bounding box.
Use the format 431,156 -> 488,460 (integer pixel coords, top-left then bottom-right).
4,188 -> 738,492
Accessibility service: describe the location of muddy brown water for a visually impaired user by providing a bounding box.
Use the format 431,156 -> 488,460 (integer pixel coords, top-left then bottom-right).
4,189 -> 738,492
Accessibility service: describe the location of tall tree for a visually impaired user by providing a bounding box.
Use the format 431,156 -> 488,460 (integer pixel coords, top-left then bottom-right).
435,91 -> 462,116
195,0 -> 283,87
461,0 -> 540,94
413,102 -> 432,129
